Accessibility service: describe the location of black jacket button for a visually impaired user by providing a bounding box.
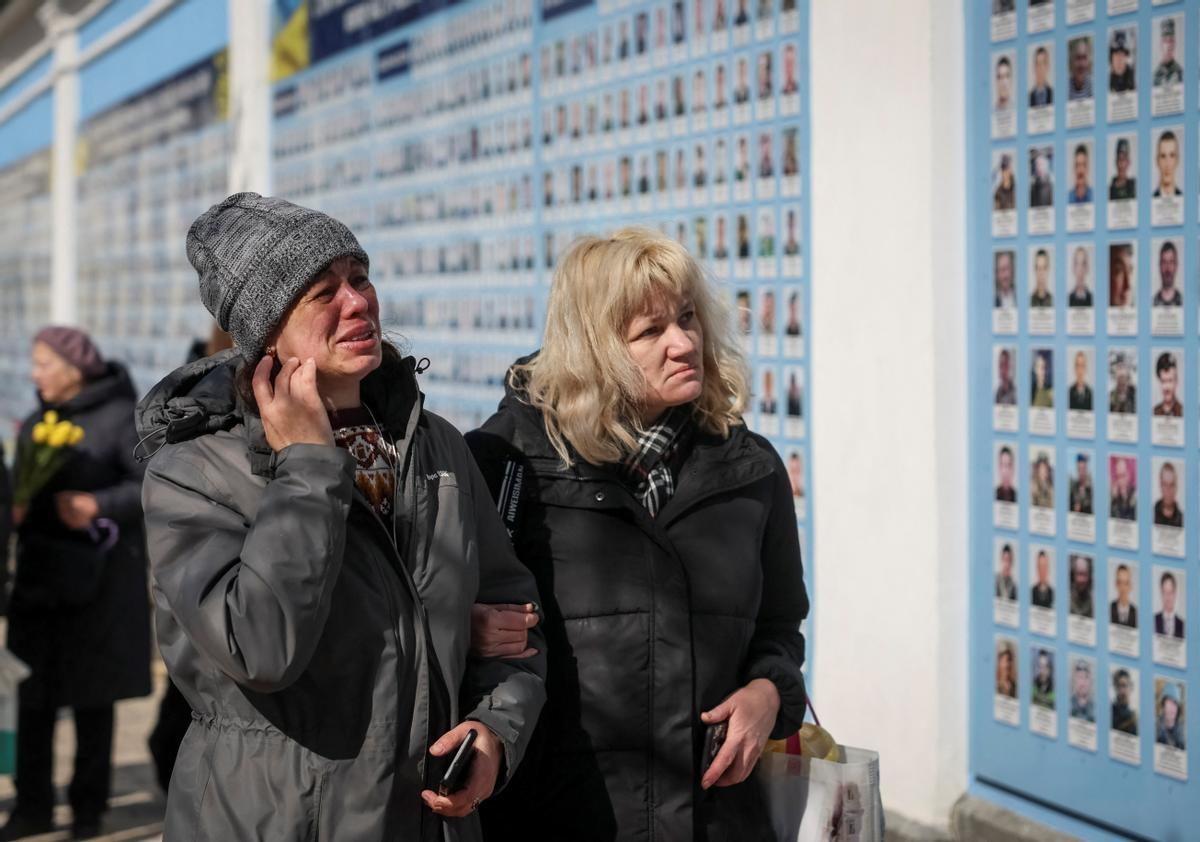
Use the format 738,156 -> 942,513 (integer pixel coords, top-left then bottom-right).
594,491 -> 606,502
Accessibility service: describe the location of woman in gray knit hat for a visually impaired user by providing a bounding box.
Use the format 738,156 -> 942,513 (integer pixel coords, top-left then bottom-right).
135,193 -> 545,841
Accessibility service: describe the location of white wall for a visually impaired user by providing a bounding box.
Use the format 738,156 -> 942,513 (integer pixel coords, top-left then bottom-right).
810,0 -> 967,827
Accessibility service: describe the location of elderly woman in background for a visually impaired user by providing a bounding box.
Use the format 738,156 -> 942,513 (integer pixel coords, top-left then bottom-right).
136,193 -> 545,841
0,459 -> 9,606
2,327 -> 151,841
467,227 -> 809,841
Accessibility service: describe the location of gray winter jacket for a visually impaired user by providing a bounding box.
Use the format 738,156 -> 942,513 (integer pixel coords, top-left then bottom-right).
136,349 -> 546,841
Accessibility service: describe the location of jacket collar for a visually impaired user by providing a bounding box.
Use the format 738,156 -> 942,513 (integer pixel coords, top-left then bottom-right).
495,354 -> 773,498
654,425 -> 774,525
42,361 -> 136,415
135,349 -> 424,477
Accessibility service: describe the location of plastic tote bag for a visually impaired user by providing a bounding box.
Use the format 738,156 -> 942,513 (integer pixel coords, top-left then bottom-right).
756,703 -> 884,842
0,648 -> 30,774
758,700 -> 883,842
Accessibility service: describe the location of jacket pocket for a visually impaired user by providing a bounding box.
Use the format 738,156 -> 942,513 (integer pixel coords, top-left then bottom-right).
182,721 -> 321,841
558,611 -> 653,752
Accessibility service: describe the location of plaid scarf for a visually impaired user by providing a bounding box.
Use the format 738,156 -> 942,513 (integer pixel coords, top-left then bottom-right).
620,405 -> 695,517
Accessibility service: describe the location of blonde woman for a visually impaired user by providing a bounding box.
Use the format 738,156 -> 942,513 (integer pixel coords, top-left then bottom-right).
466,227 -> 809,841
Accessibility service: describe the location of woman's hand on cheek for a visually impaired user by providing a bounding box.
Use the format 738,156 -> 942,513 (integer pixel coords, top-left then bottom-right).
252,356 -> 335,452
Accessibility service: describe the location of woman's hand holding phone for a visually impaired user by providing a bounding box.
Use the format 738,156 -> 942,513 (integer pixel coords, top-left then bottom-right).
251,355 -> 334,452
699,678 -> 781,789
420,721 -> 503,818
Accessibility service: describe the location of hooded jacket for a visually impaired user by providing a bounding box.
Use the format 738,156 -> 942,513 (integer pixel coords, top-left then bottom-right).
135,349 -> 546,842
10,362 -> 151,709
466,371 -> 808,842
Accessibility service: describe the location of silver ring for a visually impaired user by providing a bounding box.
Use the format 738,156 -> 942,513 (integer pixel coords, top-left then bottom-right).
470,797 -> 481,812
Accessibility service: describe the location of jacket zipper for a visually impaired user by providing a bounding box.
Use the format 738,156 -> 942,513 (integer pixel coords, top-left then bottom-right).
360,445 -> 449,831
531,455 -> 773,839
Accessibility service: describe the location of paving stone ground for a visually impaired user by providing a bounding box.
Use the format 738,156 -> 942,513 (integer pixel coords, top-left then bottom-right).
0,663 -> 167,842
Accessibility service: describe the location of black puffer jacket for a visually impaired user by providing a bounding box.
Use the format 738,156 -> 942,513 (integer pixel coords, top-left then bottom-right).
466,376 -> 808,842
10,363 -> 152,708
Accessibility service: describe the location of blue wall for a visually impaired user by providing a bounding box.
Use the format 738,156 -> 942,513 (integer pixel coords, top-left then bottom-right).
0,91 -> 52,170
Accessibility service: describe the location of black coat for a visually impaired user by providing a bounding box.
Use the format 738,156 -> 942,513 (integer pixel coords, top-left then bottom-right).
467,383 -> 809,842
0,459 -> 10,613
10,363 -> 152,709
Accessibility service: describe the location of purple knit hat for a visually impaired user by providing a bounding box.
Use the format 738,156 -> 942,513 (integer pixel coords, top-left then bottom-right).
34,326 -> 107,381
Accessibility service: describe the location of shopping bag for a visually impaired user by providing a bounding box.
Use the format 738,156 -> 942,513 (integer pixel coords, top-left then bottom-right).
757,746 -> 883,842
757,701 -> 884,842
0,648 -> 31,775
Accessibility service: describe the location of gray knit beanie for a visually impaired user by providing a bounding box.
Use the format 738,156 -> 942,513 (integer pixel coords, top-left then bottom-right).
186,192 -> 370,360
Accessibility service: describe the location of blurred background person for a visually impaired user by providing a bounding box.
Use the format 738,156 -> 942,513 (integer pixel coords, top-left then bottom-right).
0,456 -> 9,614
3,327 -> 151,840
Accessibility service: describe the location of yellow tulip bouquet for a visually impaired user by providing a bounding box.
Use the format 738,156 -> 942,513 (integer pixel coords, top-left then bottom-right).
13,411 -> 86,507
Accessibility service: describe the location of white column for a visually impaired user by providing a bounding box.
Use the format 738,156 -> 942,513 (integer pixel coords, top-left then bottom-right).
42,2 -> 79,325
809,0 -> 967,828
227,0 -> 271,194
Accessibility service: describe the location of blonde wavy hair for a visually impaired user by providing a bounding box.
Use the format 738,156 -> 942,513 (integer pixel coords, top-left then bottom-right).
513,226 -> 749,467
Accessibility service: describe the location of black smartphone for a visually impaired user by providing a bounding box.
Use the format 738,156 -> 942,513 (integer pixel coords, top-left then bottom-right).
702,720 -> 728,772
438,729 -> 478,796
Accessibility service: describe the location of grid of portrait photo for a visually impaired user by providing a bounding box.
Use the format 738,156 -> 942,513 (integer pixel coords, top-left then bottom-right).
984,0 -> 1193,809
0,148 -> 52,436
269,0 -> 810,528
73,51 -> 233,396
